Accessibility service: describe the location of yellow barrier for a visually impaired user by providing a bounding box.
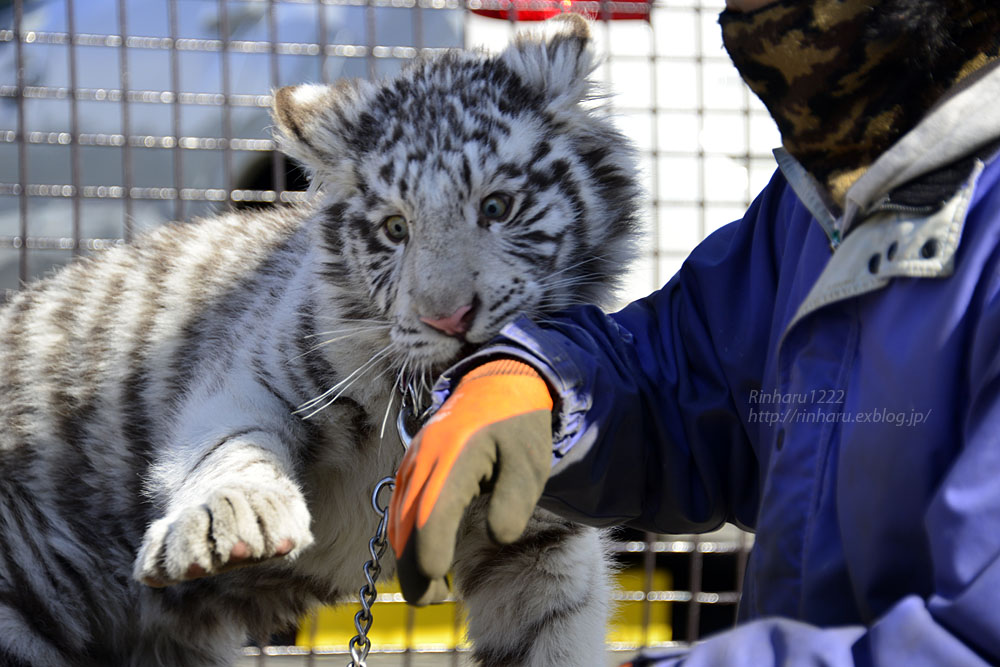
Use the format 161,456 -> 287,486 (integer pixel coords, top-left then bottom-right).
297,566 -> 671,650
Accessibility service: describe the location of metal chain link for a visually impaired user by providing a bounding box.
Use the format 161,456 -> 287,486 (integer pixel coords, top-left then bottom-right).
347,476 -> 395,667
345,388 -> 429,666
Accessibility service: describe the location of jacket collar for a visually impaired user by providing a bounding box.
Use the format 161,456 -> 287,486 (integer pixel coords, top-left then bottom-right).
775,60 -> 1000,341
781,165 -> 983,342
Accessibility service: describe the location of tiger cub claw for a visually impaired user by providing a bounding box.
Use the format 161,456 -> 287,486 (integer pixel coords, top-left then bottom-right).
133,483 -> 313,587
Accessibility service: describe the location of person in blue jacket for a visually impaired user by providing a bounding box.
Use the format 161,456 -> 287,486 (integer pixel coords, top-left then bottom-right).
389,0 -> 1000,664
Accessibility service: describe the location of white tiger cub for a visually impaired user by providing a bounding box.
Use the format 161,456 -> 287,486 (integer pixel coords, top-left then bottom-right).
0,15 -> 640,667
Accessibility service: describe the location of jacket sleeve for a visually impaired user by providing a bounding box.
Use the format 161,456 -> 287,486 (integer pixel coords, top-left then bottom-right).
635,503 -> 1000,663
621,595 -> 987,666
436,170 -> 801,534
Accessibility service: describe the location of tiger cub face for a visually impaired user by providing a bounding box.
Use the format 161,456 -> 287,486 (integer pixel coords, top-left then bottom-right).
273,16 -> 640,378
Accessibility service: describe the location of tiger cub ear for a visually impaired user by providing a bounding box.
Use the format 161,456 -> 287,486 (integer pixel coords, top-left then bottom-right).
271,82 -> 365,189
501,14 -> 596,109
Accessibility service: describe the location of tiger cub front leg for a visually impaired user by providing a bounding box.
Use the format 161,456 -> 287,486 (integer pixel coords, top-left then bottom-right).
134,432 -> 314,587
453,504 -> 611,667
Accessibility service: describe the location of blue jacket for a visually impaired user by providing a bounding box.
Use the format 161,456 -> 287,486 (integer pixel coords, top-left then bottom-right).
434,63 -> 1000,665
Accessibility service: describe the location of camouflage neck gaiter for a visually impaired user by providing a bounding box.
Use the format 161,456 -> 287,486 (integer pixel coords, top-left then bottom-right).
720,0 -> 1000,209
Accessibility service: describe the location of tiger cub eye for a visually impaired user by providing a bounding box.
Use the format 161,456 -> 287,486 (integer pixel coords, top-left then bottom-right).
480,193 -> 513,222
382,215 -> 409,243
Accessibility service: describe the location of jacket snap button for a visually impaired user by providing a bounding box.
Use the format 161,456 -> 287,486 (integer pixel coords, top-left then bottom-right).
921,238 -> 939,259
886,241 -> 898,261
775,429 -> 785,451
868,253 -> 881,274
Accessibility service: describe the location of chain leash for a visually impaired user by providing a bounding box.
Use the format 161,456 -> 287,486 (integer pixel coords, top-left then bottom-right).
346,476 -> 394,667
345,389 -> 426,666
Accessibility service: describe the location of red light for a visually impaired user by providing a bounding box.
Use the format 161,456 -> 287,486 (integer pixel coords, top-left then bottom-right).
470,0 -> 652,22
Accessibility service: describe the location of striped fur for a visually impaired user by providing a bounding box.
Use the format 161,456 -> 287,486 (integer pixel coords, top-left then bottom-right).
0,16 -> 639,666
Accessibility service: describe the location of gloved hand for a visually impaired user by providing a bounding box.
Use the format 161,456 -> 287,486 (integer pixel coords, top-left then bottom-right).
388,358 -> 554,605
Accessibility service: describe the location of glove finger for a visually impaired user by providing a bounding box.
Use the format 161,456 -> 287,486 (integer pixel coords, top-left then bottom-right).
414,431 -> 499,580
389,428 -> 446,557
388,432 -> 424,553
395,535 -> 451,606
486,410 -> 553,544
389,409 -> 475,558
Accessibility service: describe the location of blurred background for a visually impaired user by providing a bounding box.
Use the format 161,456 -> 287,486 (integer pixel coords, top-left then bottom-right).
0,0 -> 779,663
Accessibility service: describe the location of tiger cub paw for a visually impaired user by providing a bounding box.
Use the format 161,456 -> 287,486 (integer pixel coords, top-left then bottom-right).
133,482 -> 314,587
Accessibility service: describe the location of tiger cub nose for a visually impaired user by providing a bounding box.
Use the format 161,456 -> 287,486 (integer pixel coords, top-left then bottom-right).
420,303 -> 475,337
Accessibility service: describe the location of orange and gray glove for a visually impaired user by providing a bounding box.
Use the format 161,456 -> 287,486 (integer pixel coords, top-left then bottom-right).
388,358 -> 554,605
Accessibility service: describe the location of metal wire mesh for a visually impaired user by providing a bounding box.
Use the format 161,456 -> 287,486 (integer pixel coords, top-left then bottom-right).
1,0 -> 774,662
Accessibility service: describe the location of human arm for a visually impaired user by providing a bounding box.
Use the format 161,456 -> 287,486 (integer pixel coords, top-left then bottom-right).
388,170 -> 805,601
431,170 -> 807,534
